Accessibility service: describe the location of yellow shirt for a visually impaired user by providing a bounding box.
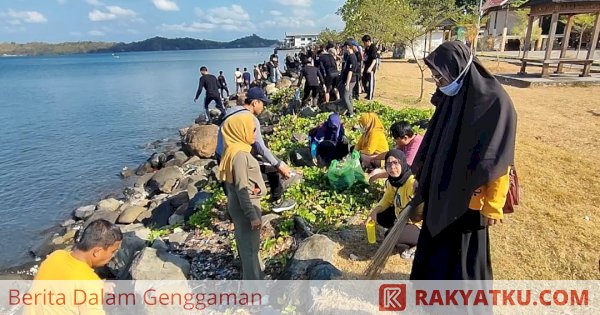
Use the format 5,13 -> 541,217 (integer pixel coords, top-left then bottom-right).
469,168 -> 511,220
377,175 -> 423,228
24,250 -> 105,315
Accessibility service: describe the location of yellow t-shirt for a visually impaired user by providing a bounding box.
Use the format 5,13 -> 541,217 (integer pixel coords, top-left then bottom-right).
469,167 -> 511,220
377,175 -> 423,228
24,250 -> 105,315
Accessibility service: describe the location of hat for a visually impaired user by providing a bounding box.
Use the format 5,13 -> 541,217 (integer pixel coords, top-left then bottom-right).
343,40 -> 353,47
246,87 -> 272,104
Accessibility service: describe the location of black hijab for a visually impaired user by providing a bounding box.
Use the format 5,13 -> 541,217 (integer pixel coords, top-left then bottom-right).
386,149 -> 412,188
412,41 -> 517,237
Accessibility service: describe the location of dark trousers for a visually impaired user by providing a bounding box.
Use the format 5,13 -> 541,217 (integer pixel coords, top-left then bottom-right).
302,85 -> 319,107
260,164 -> 283,202
362,71 -> 375,100
353,72 -> 361,99
204,95 -> 226,118
377,206 -> 420,252
339,80 -> 356,116
219,86 -> 229,98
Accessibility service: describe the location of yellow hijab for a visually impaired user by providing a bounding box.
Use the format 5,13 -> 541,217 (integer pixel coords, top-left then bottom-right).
218,112 -> 255,183
356,113 -> 389,155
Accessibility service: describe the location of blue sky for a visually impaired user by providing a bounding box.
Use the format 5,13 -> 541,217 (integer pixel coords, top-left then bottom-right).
0,0 -> 345,43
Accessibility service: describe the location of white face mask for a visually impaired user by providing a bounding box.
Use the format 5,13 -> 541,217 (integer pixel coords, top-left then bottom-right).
438,54 -> 473,97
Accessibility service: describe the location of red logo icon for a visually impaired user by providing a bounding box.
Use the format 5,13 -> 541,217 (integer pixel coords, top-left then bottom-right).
379,284 -> 407,311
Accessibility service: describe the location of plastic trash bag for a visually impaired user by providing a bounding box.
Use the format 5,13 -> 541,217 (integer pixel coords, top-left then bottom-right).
327,151 -> 367,191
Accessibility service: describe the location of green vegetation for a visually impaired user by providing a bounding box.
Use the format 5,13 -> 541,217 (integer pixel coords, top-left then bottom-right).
0,34 -> 279,56
188,182 -> 226,229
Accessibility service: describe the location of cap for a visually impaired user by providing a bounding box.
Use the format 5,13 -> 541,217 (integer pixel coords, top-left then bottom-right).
246,87 -> 272,104
343,40 -> 353,47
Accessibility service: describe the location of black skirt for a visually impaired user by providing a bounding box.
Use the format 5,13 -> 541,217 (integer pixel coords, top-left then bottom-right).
410,209 -> 492,280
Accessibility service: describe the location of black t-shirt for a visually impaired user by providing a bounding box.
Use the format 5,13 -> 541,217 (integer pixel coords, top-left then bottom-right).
195,74 -> 221,99
363,44 -> 378,71
319,54 -> 338,77
342,53 -> 358,83
299,65 -> 324,87
218,75 -> 227,87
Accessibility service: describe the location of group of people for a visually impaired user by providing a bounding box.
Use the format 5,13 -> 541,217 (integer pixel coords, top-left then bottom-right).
30,39 -> 516,312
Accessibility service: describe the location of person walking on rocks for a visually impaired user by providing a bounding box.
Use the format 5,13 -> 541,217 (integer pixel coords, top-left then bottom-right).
216,88 -> 297,213
234,67 -> 244,93
194,66 -> 227,122
219,112 -> 266,280
297,57 -> 326,108
218,70 -> 229,98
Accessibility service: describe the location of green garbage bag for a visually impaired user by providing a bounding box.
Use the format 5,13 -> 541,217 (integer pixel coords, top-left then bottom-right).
327,151 -> 367,191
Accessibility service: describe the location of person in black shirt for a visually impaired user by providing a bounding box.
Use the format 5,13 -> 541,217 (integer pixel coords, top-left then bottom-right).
339,40 -> 359,117
352,41 -> 363,100
319,48 -> 340,102
217,71 -> 229,98
194,66 -> 226,122
297,57 -> 325,108
362,35 -> 378,100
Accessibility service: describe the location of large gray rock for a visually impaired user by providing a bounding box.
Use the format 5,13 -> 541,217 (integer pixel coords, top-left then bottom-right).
181,124 -> 219,158
135,172 -> 155,188
265,84 -> 278,95
276,78 -> 292,89
84,209 -> 121,227
168,231 -> 190,249
280,234 -> 339,280
135,161 -> 153,176
117,206 -> 147,224
74,205 -> 96,220
129,247 -> 190,280
306,261 -> 342,280
163,151 -> 189,168
169,191 -> 190,209
122,187 -> 148,205
108,226 -> 150,279
294,234 -> 336,263
146,166 -> 184,194
142,200 -> 174,228
97,198 -> 122,212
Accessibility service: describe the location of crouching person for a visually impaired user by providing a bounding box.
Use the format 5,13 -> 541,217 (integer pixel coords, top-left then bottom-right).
366,150 -> 422,259
219,112 -> 267,280
308,113 -> 350,167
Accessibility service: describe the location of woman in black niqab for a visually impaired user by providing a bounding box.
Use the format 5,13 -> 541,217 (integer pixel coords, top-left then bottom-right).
409,41 -> 517,280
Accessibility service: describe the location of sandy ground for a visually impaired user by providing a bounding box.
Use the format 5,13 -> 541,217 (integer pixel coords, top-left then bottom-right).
328,58 -> 600,280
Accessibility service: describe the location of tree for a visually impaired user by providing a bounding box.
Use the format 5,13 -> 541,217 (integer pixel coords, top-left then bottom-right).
337,0 -> 401,44
393,0 -> 457,101
512,9 -> 542,57
317,28 -> 345,46
563,14 -> 597,57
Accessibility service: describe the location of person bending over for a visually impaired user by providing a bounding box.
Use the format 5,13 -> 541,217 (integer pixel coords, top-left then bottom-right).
308,113 -> 349,167
297,57 -> 326,108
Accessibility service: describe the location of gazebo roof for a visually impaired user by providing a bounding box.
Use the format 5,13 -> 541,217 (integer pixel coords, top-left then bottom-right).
521,0 -> 600,7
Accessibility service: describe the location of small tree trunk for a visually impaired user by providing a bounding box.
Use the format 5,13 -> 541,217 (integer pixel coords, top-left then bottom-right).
408,41 -> 425,102
577,31 -> 584,58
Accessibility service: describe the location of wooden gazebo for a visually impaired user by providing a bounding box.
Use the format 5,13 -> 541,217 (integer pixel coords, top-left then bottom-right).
519,0 -> 600,77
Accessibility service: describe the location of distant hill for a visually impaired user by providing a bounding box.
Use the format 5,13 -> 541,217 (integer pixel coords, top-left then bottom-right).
0,34 -> 280,56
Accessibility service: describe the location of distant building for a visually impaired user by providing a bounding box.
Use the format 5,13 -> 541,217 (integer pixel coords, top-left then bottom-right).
283,33 -> 319,48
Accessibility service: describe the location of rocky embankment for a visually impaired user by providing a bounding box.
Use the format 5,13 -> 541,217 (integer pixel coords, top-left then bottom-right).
3,75 -> 344,282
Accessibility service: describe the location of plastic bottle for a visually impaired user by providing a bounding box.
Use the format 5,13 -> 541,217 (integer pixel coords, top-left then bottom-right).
366,220 -> 376,244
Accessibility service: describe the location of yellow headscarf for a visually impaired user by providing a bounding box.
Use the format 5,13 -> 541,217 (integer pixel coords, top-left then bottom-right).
355,113 -> 389,155
218,112 -> 255,183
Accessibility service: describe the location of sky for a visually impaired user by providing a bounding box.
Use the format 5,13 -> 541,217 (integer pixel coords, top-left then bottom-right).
0,0 -> 345,43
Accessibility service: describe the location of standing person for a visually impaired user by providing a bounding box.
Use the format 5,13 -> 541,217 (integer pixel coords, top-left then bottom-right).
234,67 -> 244,93
218,71 -> 229,99
410,41 -> 517,280
24,219 -> 122,315
297,57 -> 326,108
219,112 -> 266,280
319,48 -> 341,103
253,64 -> 263,81
362,35 -> 378,100
242,67 -> 251,91
352,41 -> 363,100
194,66 -> 226,122
216,88 -> 297,213
339,40 -> 359,117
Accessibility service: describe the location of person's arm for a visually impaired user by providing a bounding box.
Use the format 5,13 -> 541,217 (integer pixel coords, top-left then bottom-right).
232,154 -> 261,222
368,182 -> 394,222
367,48 -> 377,73
481,169 -> 511,221
251,117 -> 281,168
317,69 -> 325,88
297,69 -> 304,87
194,77 -> 204,101
345,57 -> 355,88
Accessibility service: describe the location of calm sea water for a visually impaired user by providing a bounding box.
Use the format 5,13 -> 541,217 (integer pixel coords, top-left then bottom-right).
0,48 -> 277,269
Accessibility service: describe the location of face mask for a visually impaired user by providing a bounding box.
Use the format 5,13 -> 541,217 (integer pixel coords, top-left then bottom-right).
438,54 -> 473,97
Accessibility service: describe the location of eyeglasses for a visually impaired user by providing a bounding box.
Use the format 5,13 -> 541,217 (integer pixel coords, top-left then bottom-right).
385,160 -> 400,168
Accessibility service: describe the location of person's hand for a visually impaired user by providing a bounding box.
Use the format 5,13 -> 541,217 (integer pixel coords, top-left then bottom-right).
367,209 -> 378,224
363,155 -> 373,165
193,98 -> 197,103
345,84 -> 350,91
251,219 -> 262,230
484,217 -> 502,227
277,163 -> 292,179
367,69 -> 372,74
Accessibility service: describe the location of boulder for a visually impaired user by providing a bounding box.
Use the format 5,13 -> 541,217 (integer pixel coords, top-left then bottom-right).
179,127 -> 190,137
118,223 -> 151,241
135,161 -> 154,176
123,187 -> 148,205
306,261 -> 342,280
168,213 -> 185,226
265,84 -> 278,95
187,191 -> 212,218
294,234 -> 336,263
120,167 -> 133,179
181,124 -> 219,158
84,209 -> 121,227
108,226 -> 150,279
134,172 -> 154,188
148,152 -> 167,169
168,192 -> 190,209
164,151 -> 189,168
117,206 -> 147,224
74,205 -> 96,220
299,106 -> 318,118
168,231 -> 190,249
151,238 -> 169,251
146,166 -> 184,194
141,201 -> 174,229
275,78 -> 292,89
97,198 -> 122,212
129,247 -> 190,280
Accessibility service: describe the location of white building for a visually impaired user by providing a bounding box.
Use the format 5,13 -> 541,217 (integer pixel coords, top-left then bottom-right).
410,30 -> 446,59
283,33 -> 319,48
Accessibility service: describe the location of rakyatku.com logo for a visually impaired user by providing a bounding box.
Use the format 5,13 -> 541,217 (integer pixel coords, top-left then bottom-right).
379,284 -> 407,311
